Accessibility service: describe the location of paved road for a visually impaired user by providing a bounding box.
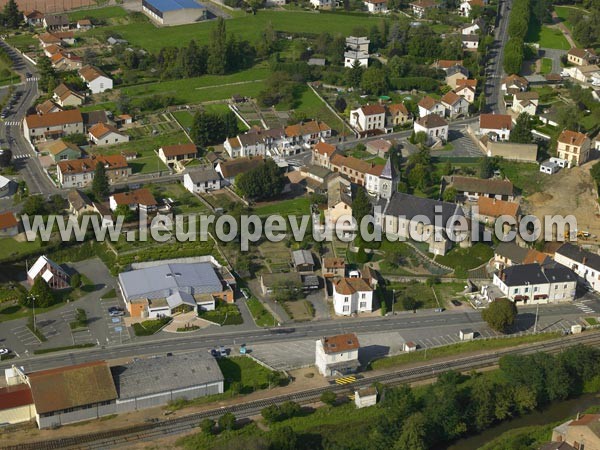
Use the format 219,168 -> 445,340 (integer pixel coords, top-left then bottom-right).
485,0 -> 512,113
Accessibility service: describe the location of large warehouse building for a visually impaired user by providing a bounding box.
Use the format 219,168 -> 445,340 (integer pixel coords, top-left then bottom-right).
142,0 -> 208,26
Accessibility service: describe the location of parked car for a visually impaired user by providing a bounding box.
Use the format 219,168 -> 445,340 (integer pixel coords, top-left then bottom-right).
219,346 -> 228,357
109,310 -> 124,317
0,348 -> 9,355
434,308 -> 445,312
209,348 -> 219,357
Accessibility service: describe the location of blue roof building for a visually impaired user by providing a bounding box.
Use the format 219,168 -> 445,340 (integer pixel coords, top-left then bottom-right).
142,0 -> 207,26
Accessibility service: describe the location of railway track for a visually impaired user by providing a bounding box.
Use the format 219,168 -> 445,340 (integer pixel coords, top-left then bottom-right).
5,332 -> 600,450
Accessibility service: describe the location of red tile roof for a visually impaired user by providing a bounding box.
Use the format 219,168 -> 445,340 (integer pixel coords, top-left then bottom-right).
160,143 -> 197,158
57,155 -> 128,175
314,141 -> 337,157
321,333 -> 360,353
79,65 -> 108,82
418,96 -> 439,110
479,113 -> 512,130
416,114 -> 448,128
441,91 -> 461,106
435,59 -> 463,69
323,257 -> 345,269
360,104 -> 386,115
25,110 -> 82,129
387,103 -> 409,116
456,78 -> 477,88
89,122 -> 124,140
558,130 -> 588,147
0,384 -> 33,409
477,197 -> 519,218
0,211 -> 17,230
111,188 -> 157,207
333,277 -> 373,295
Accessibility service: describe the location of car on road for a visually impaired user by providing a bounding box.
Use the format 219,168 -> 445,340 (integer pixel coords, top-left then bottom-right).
25,72 -> 31,78
0,348 -> 9,355
0,112 -> 7,119
434,308 -> 445,312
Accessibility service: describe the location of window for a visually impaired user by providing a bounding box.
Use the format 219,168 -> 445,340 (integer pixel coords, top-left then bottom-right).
361,293 -> 366,299
360,302 -> 367,309
345,296 -> 349,303
343,305 -> 349,312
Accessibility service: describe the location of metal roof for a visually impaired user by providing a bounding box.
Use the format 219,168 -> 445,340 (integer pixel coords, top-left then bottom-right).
118,262 -> 223,301
292,249 -> 314,267
111,352 -> 223,400
144,0 -> 205,12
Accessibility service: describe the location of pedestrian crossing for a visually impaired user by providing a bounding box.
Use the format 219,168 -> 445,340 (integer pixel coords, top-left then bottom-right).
3,121 -> 21,126
26,77 -> 39,82
335,375 -> 356,385
12,154 -> 29,160
575,300 -> 595,314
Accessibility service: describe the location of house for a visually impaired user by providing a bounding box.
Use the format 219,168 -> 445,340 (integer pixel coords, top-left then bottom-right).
556,130 -> 590,167
142,0 -> 207,26
567,48 -> 598,66
441,91 -> 469,118
445,65 -> 469,89
322,257 -> 346,278
312,141 -> 338,168
462,18 -> 484,35
76,19 -> 92,31
386,103 -> 412,127
50,51 -> 83,71
418,96 -> 445,118
355,387 -> 377,408
366,139 -> 392,158
67,189 -> 95,217
292,249 -> 315,272
52,83 -> 84,108
349,104 -> 386,132
461,34 -> 479,50
474,197 -> 520,226
82,110 -> 109,131
376,192 -> 467,255
216,156 -> 265,185
36,99 -> 62,115
310,0 -> 334,8
158,143 -> 198,168
493,242 -> 550,270
551,413 -> 600,449
79,66 -> 113,94
260,272 -> 303,296
479,113 -> 512,141
328,154 -> 392,197
512,91 -> 539,115
449,176 -> 514,201
24,361 -> 117,429
365,157 -> 396,199
88,123 -> 129,146
458,0 -> 484,16
57,155 -> 131,188
38,32 -> 61,48
493,263 -> 577,303
344,36 -> 370,68
47,139 -> 81,163
0,175 -> 11,198
364,0 -> 388,13
118,262 -> 235,318
23,10 -> 44,27
284,120 -> 332,146
455,79 -> 477,103
332,277 -> 374,315
224,128 -> 285,158
410,0 -> 438,18
501,74 -> 529,93
116,114 -> 133,126
52,31 -> 75,46
413,114 -> 449,146
109,188 -> 158,213
564,64 -> 600,83
27,255 -> 70,289
23,110 -> 84,143
432,59 -> 464,71
555,242 -> 600,293
325,176 -> 353,231
315,333 -> 360,377
43,14 -> 69,31
308,58 -> 326,66
0,212 -> 18,237
183,167 -> 222,193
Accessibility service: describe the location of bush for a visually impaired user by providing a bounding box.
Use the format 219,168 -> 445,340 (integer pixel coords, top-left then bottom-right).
132,317 -> 171,336
199,418 -> 214,435
70,273 -> 81,289
218,412 -> 236,431
320,391 -> 337,406
261,404 -> 282,423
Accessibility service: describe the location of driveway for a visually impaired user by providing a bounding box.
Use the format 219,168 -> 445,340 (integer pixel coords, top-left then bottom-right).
539,48 -> 568,74
305,289 -> 330,320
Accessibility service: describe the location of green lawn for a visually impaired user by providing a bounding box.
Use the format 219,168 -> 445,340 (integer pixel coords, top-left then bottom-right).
87,10 -> 389,52
433,243 -> 494,277
217,356 -> 275,393
132,317 -> 172,336
5,33 -> 38,52
68,5 -> 128,21
253,197 -> 311,217
0,238 -> 42,261
540,58 -> 553,74
387,281 -> 439,310
172,110 -> 194,129
554,5 -> 587,33
287,87 -> 348,134
246,297 -> 276,327
498,160 -> 547,196
526,19 -> 570,50
199,300 -> 243,325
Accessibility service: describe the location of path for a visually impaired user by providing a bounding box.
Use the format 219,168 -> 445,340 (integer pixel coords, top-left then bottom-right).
551,11 -> 577,48
194,79 -> 265,90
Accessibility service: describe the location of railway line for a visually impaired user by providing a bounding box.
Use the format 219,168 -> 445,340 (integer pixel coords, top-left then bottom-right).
5,331 -> 600,450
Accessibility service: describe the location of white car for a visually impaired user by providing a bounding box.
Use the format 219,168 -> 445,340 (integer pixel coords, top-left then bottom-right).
0,348 -> 9,355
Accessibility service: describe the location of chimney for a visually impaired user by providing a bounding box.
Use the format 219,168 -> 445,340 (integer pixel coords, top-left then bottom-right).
583,257 -> 588,266
501,271 -> 506,282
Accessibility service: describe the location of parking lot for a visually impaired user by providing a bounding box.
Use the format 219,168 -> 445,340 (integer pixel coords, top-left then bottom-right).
100,297 -> 131,346
60,308 -> 95,346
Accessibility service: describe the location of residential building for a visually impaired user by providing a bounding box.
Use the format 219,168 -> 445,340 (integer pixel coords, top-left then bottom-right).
479,113 -> 512,141
292,249 -> 315,272
284,120 -> 332,147
50,51 -> 83,71
312,141 -> 337,168
344,36 -> 370,68
0,175 -> 11,198
79,66 -> 113,94
43,14 -> 69,31
410,0 -> 438,18
76,19 -> 92,31
315,333 -> 360,376
158,143 -> 197,168
332,277 -> 374,315
47,139 -> 81,163
365,157 -> 396,199
501,74 -> 529,93
564,64 -> 600,83
364,0 -> 388,12
494,242 -> 550,270
512,91 -> 539,115
446,65 -> 469,89
441,91 -> 469,118
376,192 -> 467,255
57,155 -> 131,188
386,103 -> 412,127
449,176 -> 514,201
346,36 -> 370,53
325,176 -> 353,231
23,110 -> 84,143
462,34 -> 479,50
462,18 -> 484,35
458,0 -> 484,17
366,139 -> 392,158
183,167 -> 222,193
492,263 -> 577,303
216,156 -> 265,185
52,83 -> 84,107
418,96 -> 445,118
455,80 -> 477,103
0,211 -> 19,237
310,0 -> 334,8
23,10 -> 44,27
110,352 -> 224,413
109,188 -> 158,213
551,413 -> 600,449
474,196 -> 520,226
413,114 -> 449,146
26,255 -> 70,289
38,32 -> 61,47
118,262 -> 235,318
556,130 -> 590,167
540,160 -> 560,175
67,189 -> 95,217
142,0 -> 207,26
432,59 -> 464,71
349,104 -> 386,132
36,99 -> 62,115
328,154 -> 390,196
89,123 -> 129,146
555,242 -> 600,293
82,110 -> 109,131
322,257 -> 346,278
224,128 -> 285,158
567,48 -> 598,66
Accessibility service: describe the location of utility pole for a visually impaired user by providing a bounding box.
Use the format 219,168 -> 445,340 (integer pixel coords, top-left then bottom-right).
29,294 -> 37,332
392,289 -> 395,314
533,303 -> 539,333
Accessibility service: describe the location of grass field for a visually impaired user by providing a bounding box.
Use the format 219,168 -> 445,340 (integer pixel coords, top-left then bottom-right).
68,6 -> 128,21
253,196 -> 311,217
526,19 -> 570,50
246,298 -> 276,327
554,5 -> 587,33
87,10 -> 388,52
433,243 -> 494,276
217,356 -> 275,393
5,33 -> 38,51
499,160 -> 547,196
290,87 -> 348,134
540,57 -> 553,74
0,238 -> 41,261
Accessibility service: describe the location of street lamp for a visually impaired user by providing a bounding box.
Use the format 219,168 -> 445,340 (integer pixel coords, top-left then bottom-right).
28,294 -> 37,332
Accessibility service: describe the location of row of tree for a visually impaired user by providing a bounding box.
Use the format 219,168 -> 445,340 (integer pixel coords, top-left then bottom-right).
190,110 -> 239,149
503,0 -> 531,74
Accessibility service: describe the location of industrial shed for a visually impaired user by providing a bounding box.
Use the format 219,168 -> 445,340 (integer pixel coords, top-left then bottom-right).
112,352 -> 224,412
142,0 -> 207,26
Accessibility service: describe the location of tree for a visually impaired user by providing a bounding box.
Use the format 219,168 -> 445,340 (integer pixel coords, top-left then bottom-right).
114,204 -> 136,223
91,162 -> 109,200
29,278 -> 55,309
320,391 -> 337,406
70,273 -> 81,289
402,295 -> 417,311
269,426 -> 297,450
236,159 -> 285,200
394,412 -> 428,450
279,401 -> 301,419
37,56 -> 57,93
208,18 -> 227,75
360,66 -> 389,95
334,96 -> 347,113
442,187 -> 457,202
591,161 -> 600,186
21,195 -> 47,216
191,111 -> 237,148
347,60 -> 364,88
510,112 -> 533,144
503,37 -> 524,75
479,156 -> 493,179
355,246 -> 369,263
199,418 -> 214,435
352,186 -> 372,224
267,371 -> 284,389
271,279 -> 303,302
218,412 -> 236,431
482,298 -> 517,332
3,0 -> 21,29
261,404 -> 282,423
